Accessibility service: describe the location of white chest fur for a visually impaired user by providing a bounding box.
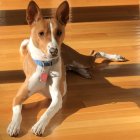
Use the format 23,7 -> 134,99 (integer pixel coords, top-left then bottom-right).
27,58 -> 62,95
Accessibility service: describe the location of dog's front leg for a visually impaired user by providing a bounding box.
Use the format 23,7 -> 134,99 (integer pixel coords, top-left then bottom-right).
31,77 -> 62,136
7,82 -> 29,136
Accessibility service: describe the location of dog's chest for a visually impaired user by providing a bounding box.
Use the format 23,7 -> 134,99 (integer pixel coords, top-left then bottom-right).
27,59 -> 62,96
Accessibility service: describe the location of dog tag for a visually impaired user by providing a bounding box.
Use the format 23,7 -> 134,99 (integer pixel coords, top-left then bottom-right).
40,72 -> 48,82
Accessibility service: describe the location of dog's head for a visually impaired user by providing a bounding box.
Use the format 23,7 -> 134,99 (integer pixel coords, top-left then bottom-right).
26,0 -> 69,60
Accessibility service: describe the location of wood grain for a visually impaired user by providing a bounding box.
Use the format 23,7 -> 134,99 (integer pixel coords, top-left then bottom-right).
0,8 -> 140,140
0,0 -> 139,10
0,5 -> 139,26
0,0 -> 139,26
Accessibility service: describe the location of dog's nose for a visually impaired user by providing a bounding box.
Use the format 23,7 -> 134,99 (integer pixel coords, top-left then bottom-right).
49,48 -> 58,56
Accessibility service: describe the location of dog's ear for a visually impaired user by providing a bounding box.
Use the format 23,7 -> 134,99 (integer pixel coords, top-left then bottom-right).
55,1 -> 69,25
26,1 -> 43,25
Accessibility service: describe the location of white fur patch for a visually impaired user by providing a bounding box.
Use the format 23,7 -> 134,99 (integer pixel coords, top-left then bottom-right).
7,105 -> 22,136
28,38 -> 47,61
28,66 -> 50,95
50,22 -> 58,47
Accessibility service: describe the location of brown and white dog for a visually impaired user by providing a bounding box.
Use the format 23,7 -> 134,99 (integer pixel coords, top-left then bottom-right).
7,0 -> 127,137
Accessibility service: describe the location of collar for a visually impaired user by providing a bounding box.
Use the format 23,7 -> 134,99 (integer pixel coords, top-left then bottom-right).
33,57 -> 59,67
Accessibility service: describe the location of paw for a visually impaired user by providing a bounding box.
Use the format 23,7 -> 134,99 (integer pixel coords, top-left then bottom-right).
31,120 -> 47,136
7,117 -> 22,137
115,55 -> 128,62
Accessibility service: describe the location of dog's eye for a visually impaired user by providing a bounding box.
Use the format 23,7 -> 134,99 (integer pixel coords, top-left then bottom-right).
57,30 -> 62,36
39,31 -> 44,37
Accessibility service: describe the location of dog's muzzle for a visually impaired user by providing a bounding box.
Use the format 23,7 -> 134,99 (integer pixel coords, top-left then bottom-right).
49,47 -> 58,56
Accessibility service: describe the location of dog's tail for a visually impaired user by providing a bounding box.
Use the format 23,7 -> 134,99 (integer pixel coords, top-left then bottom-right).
19,39 -> 29,57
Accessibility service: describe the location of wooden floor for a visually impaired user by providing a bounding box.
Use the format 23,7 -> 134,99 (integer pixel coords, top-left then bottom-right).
1,1 -> 140,140
0,20 -> 140,140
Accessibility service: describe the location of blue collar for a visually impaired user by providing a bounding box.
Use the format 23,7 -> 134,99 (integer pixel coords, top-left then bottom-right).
33,58 -> 59,67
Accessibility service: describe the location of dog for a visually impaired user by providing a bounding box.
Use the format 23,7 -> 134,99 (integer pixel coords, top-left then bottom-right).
7,0 -> 127,137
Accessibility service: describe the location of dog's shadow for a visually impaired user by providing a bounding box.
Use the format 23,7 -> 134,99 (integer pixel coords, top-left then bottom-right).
20,61 -> 140,137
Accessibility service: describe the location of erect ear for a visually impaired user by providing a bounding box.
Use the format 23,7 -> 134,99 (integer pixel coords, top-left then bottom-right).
55,1 -> 69,25
26,0 -> 43,25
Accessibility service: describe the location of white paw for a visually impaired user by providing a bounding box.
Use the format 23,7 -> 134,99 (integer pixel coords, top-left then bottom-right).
7,116 -> 22,137
115,55 -> 127,62
31,120 -> 47,136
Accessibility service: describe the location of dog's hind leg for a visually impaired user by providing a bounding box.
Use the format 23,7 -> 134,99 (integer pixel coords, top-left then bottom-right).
92,51 -> 128,62
62,44 -> 127,78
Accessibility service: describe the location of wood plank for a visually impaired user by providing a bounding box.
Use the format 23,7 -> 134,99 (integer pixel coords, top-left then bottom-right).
0,5 -> 139,26
0,0 -> 138,10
